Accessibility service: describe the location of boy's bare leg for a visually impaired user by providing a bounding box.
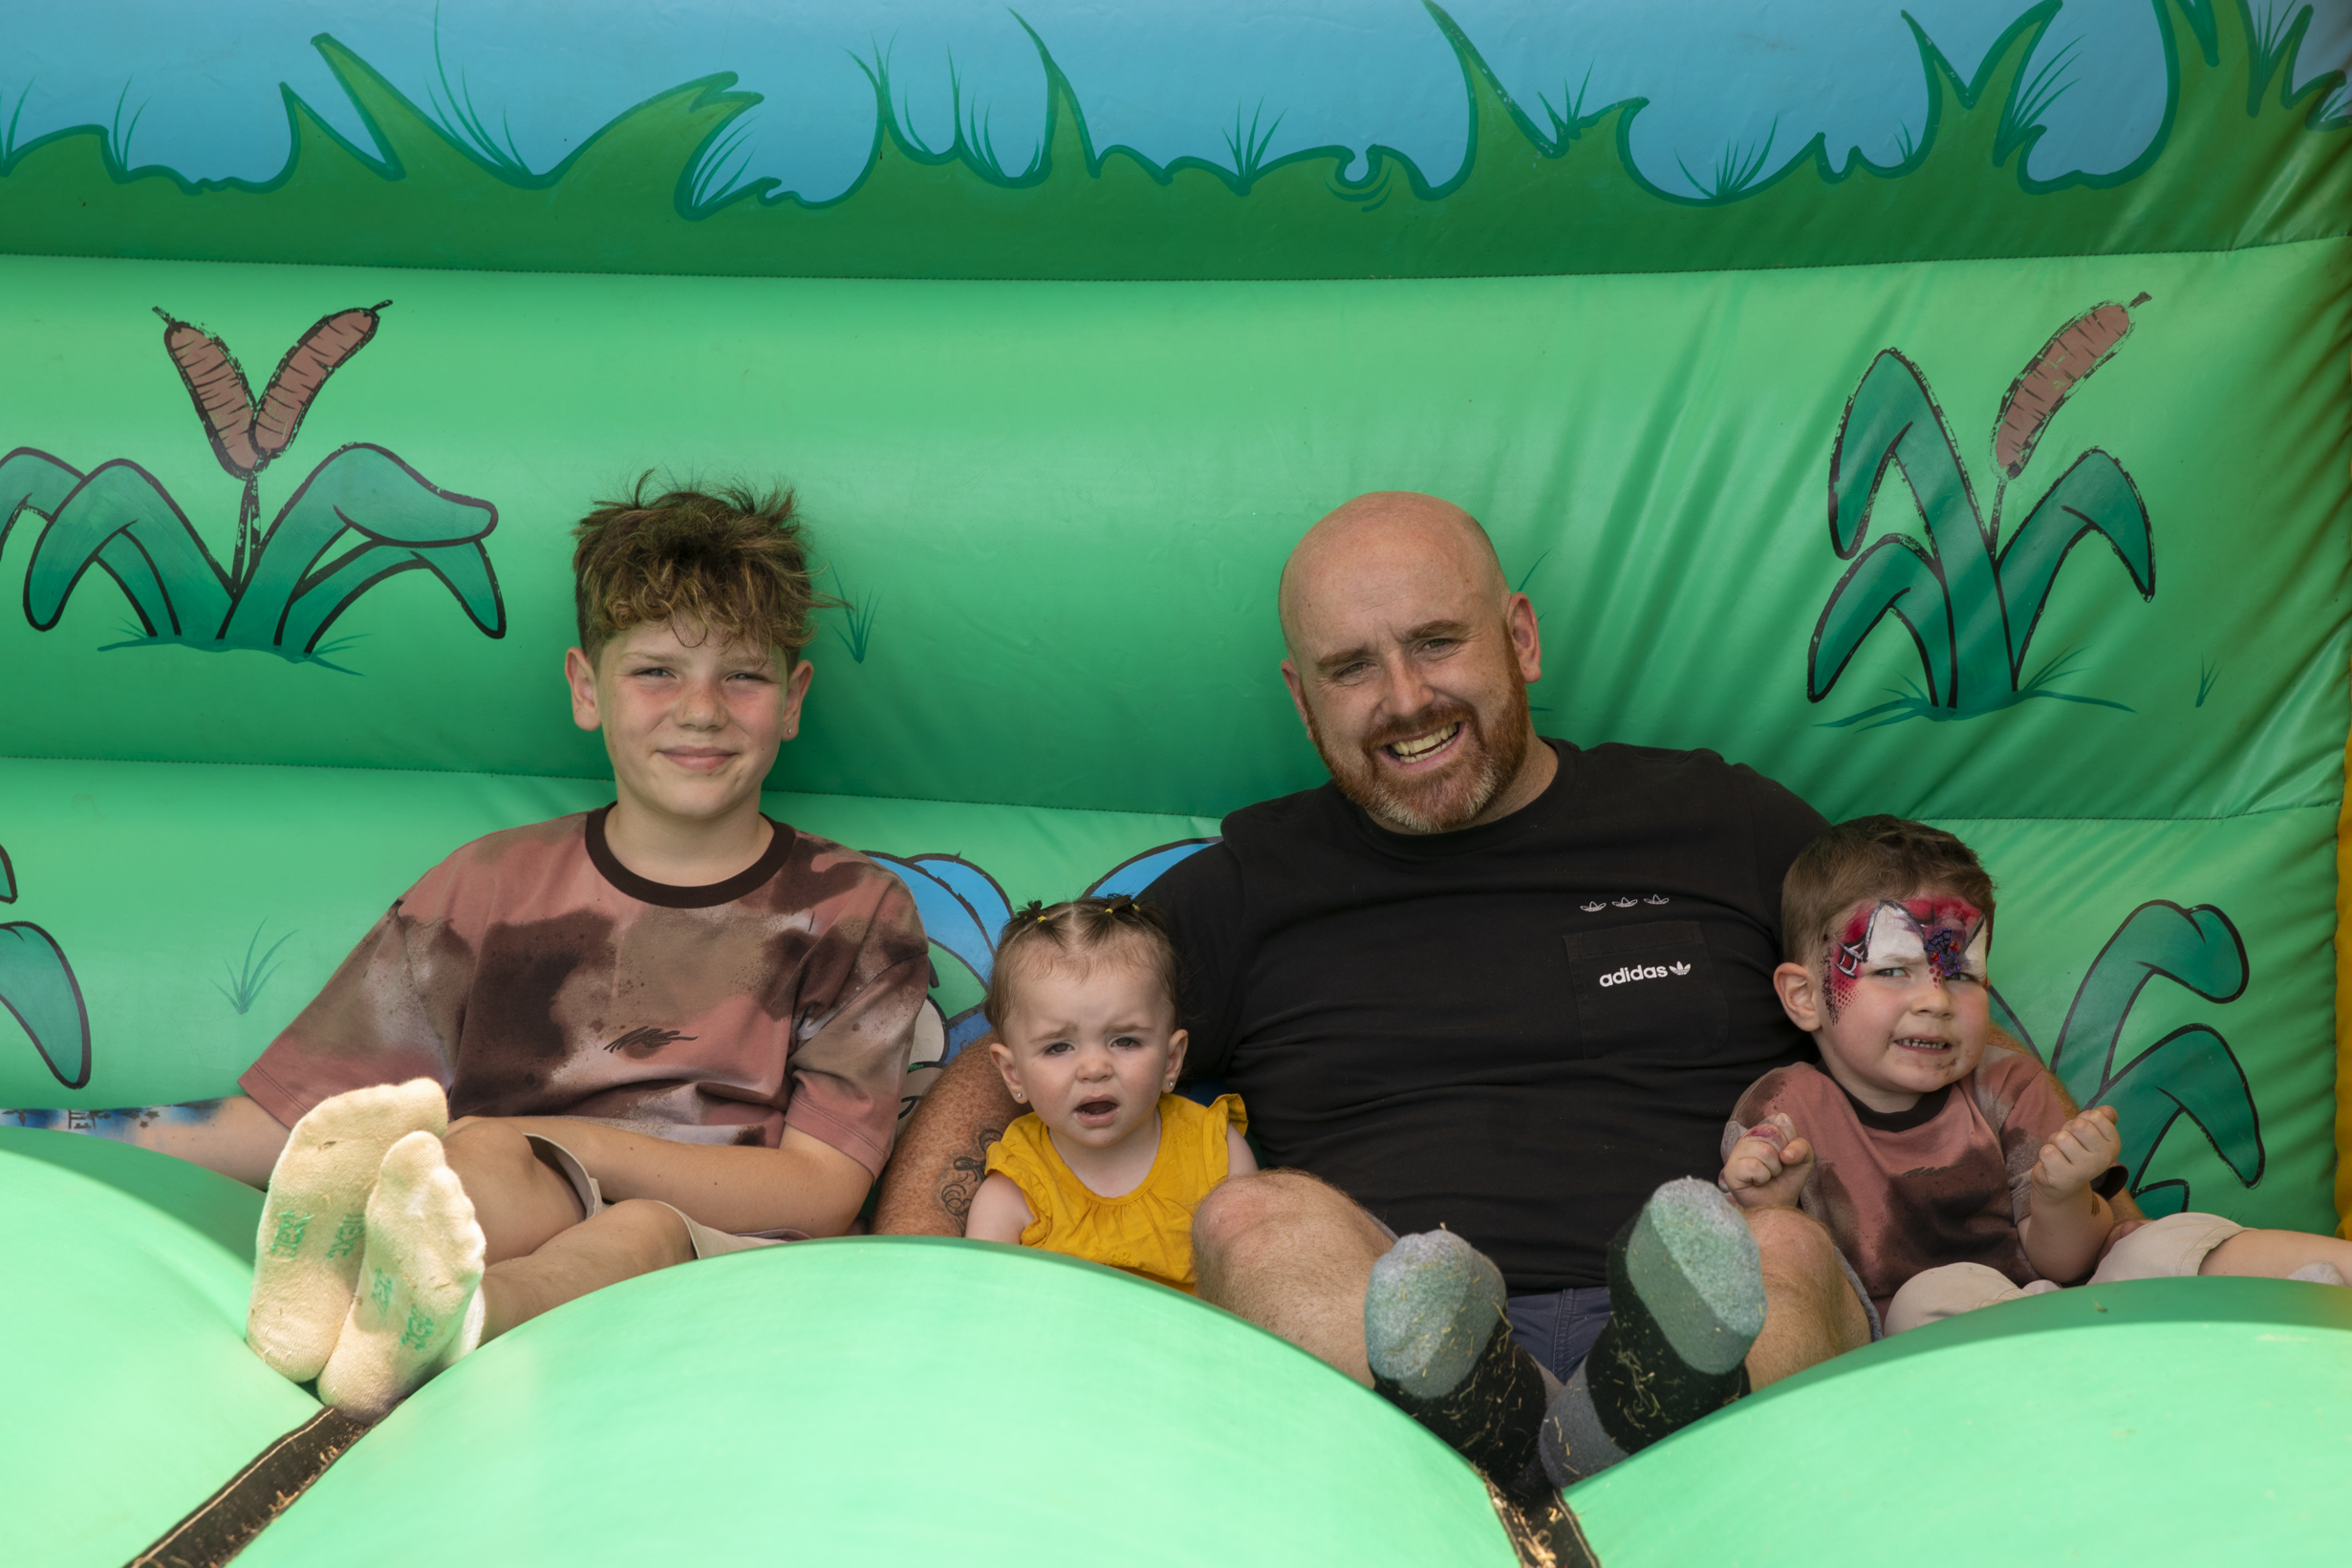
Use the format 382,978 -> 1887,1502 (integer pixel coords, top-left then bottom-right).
440,1117 -> 592,1261
2199,1227 -> 2352,1284
314,1124 -> 700,1416
1194,1169 -> 1393,1385
480,1198 -> 695,1338
1744,1204 -> 1873,1386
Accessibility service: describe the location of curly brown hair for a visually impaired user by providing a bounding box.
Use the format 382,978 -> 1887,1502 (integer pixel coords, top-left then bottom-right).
572,476 -> 837,662
1780,815 -> 1996,964
982,896 -> 1182,1036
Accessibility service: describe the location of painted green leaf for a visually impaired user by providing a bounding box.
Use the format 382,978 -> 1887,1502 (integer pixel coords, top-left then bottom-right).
0,447 -> 83,548
1807,535 -> 1954,704
2094,1024 -> 2264,1189
2049,900 -> 2248,1104
19,458 -> 235,638
225,442 -> 503,652
1819,349 -> 2012,707
1996,448 -> 2154,686
0,921 -> 91,1089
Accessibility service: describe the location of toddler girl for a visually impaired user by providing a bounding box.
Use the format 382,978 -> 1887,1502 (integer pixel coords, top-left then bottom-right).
963,896 -> 1254,1292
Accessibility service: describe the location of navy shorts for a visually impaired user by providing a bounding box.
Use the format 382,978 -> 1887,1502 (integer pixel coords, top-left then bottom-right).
1506,1285 -> 1614,1383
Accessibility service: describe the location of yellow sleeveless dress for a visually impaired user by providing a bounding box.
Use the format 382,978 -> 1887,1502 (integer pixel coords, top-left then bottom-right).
983,1093 -> 1247,1294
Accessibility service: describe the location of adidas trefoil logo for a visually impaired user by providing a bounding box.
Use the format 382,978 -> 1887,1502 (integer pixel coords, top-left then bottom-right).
1644,894 -> 1671,905
1581,900 -> 1608,913
1669,961 -> 1692,976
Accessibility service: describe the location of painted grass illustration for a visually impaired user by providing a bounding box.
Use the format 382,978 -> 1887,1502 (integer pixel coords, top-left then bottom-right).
0,841 -> 93,1091
1995,900 -> 2257,1216
216,921 -> 296,1015
0,305 -> 505,660
1808,298 -> 2154,728
0,1 -> 2338,280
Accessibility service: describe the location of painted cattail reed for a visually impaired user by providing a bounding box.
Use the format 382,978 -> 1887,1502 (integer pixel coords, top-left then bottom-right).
157,310 -> 262,480
1993,292 -> 2150,480
150,302 -> 391,585
255,304 -> 387,460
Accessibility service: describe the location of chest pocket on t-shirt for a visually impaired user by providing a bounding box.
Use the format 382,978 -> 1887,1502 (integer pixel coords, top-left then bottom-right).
1564,921 -> 1729,1060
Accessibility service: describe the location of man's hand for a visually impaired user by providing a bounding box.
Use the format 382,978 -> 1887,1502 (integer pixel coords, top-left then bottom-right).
1719,1113 -> 1814,1210
2030,1105 -> 2122,1204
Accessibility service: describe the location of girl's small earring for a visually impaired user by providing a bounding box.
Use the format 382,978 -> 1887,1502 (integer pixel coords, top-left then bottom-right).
1011,1090 -> 1026,1103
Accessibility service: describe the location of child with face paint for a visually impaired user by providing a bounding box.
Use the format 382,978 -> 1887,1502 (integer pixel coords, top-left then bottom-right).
1718,815 -> 2352,1335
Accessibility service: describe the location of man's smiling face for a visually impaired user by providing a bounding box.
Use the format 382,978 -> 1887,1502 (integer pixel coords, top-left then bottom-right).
1279,494 -> 1543,834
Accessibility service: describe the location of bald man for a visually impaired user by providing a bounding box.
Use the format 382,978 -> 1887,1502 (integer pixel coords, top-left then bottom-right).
879,493 -> 1869,1522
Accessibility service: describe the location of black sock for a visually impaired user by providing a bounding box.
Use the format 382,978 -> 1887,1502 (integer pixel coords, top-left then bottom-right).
1372,1312 -> 1551,1485
1543,1176 -> 1764,1483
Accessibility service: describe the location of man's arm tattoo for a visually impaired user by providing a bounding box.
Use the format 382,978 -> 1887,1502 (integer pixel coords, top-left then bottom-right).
937,1123 -> 1006,1222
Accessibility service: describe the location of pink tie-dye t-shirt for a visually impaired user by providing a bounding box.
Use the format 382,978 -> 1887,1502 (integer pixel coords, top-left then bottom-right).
1724,1044 -> 2096,1316
241,807 -> 930,1176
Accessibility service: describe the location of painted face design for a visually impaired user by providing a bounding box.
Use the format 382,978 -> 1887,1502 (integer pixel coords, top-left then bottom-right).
1823,896 -> 1986,1019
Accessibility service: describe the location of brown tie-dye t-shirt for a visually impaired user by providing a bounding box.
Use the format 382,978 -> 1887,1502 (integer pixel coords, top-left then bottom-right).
1724,1045 -> 2092,1317
242,807 -> 930,1176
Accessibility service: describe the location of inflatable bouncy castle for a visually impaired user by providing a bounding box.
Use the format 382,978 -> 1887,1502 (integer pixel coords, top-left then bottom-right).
1,2 -> 2347,1562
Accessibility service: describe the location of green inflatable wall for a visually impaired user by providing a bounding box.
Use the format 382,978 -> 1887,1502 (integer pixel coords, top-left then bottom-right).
1,1 -> 2346,1562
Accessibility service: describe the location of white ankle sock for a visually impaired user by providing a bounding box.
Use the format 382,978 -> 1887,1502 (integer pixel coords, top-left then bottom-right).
316,1130 -> 486,1420
247,1079 -> 448,1381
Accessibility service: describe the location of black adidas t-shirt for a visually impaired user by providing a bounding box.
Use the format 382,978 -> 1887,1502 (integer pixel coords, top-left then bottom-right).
1147,740 -> 1824,1294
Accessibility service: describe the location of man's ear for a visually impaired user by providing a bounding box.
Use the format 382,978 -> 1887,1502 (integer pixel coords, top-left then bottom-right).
1503,591 -> 1543,684
1161,1028 -> 1189,1093
1279,657 -> 1316,736
987,1039 -> 1025,1105
1774,961 -> 1825,1034
565,647 -> 602,733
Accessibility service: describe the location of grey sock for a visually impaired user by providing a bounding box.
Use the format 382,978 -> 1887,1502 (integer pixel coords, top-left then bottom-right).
1624,1176 -> 1766,1373
1365,1230 -> 1506,1395
1541,1178 -> 1766,1487
1540,1360 -> 1631,1484
1365,1230 -> 1550,1491
2288,1260 -> 2345,1286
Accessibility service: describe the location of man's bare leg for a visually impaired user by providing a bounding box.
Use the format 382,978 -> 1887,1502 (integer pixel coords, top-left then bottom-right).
1743,1204 -> 1871,1387
1194,1169 -> 1393,1385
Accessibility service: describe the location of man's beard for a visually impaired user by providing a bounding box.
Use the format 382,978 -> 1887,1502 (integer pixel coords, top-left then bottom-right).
1305,680 -> 1532,833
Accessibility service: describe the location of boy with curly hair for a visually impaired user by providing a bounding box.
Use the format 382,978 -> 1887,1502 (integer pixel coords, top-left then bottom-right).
24,480 -> 931,1415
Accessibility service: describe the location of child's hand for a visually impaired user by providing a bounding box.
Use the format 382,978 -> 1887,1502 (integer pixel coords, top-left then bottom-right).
2031,1105 -> 2122,1203
1719,1113 -> 1814,1210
